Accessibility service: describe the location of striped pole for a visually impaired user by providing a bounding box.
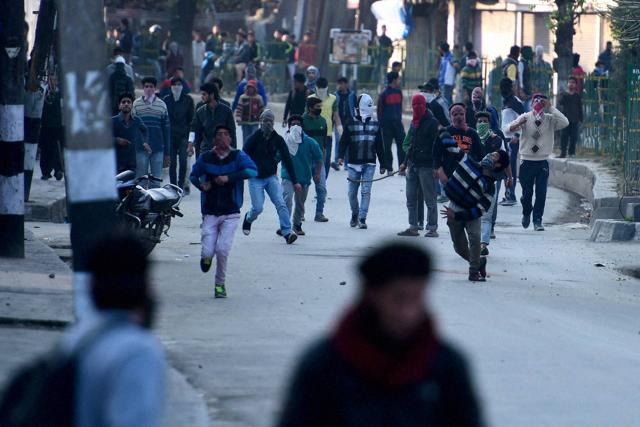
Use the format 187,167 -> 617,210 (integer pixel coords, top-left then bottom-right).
58,0 -> 118,318
0,0 -> 26,259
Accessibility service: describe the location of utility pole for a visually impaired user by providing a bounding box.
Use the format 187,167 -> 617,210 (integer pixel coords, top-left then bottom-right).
58,0 -> 118,318
0,0 -> 26,258
25,0 -> 58,201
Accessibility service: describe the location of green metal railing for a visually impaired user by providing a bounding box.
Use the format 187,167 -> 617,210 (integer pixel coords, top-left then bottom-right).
625,65 -> 640,195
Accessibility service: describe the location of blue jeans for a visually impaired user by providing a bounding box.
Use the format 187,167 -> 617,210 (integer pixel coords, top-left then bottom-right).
136,150 -> 164,188
481,180 -> 501,244
314,163 -> 327,216
333,128 -> 341,162
347,164 -> 376,220
241,124 -> 259,146
246,176 -> 292,236
519,160 -> 549,224
505,141 -> 519,201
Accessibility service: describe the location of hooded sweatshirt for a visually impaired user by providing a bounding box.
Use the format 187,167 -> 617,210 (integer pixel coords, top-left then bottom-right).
305,66 -> 319,93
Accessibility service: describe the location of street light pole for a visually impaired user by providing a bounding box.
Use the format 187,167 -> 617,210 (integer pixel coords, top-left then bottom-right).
0,0 -> 26,258
58,0 -> 118,318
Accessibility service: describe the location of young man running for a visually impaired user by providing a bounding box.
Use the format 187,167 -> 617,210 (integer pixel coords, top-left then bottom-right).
190,125 -> 257,298
242,109 -> 299,244
338,94 -> 386,229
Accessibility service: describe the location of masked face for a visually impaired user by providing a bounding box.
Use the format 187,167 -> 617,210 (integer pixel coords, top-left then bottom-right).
260,116 -> 274,135
424,92 -> 436,103
450,106 -> 466,127
171,84 -> 182,100
356,94 -> 374,121
472,99 -> 484,111
533,97 -> 545,113
476,121 -> 491,140
288,125 -> 303,142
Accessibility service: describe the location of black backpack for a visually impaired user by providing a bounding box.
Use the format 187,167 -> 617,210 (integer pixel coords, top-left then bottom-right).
0,320 -> 118,427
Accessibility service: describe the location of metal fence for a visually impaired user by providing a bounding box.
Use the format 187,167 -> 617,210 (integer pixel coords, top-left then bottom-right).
625,65 -> 640,195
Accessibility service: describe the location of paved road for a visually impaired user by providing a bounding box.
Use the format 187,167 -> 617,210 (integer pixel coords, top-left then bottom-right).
144,118 -> 640,427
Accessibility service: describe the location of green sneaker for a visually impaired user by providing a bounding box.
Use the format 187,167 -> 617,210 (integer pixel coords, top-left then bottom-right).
214,284 -> 227,298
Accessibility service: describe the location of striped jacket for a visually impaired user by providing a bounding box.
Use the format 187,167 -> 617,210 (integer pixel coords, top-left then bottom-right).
132,96 -> 171,154
444,155 -> 495,221
338,117 -> 385,166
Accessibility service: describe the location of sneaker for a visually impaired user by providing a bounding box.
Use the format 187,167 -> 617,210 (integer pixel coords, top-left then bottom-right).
499,199 -> 517,206
242,213 -> 252,236
276,229 -> 283,236
480,244 -> 489,256
214,284 -> 227,298
522,214 -> 531,229
534,222 -> 545,231
424,230 -> 439,238
200,258 -> 212,273
54,171 -> 64,181
397,228 -> 419,237
314,214 -> 329,222
436,195 -> 449,203
330,161 -> 340,171
284,233 -> 298,244
468,272 -> 486,282
358,219 -> 367,229
293,225 -> 305,236
350,215 -> 358,228
40,175 -> 51,180
490,230 -> 496,239
301,216 -> 305,222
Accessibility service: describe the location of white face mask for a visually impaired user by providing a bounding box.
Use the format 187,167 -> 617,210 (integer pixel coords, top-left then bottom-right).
317,87 -> 328,100
285,125 -> 303,156
171,85 -> 182,101
424,93 -> 436,103
357,94 -> 374,121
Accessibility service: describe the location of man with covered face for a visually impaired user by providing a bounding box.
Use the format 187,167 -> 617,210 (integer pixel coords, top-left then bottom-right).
338,94 -> 386,229
303,96 -> 329,222
163,77 -> 195,191
242,110 -> 300,244
465,87 -> 500,131
508,93 -> 568,231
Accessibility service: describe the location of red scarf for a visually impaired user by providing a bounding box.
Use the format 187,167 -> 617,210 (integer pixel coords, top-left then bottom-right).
411,94 -> 427,129
332,305 -> 437,388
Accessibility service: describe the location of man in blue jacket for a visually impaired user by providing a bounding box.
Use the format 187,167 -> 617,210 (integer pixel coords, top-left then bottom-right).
190,125 -> 257,298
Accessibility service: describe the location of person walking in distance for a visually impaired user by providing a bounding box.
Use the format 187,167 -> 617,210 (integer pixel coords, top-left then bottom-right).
530,45 -> 553,97
283,73 -> 311,127
441,150 -> 510,282
332,76 -> 356,170
475,112 -> 513,254
281,115 -> 324,236
112,93 -> 148,174
338,94 -> 386,229
397,94 -> 440,238
377,71 -> 406,174
302,96 -> 329,223
39,73 -> 65,181
242,110 -> 300,244
438,42 -> 458,105
499,77 -> 525,206
188,82 -> 236,158
508,93 -> 569,231
163,77 -> 194,191
315,77 -> 341,177
190,125 -> 258,298
234,80 -> 265,145
418,79 -> 450,127
277,243 -> 484,426
557,77 -> 583,158
132,77 -> 171,187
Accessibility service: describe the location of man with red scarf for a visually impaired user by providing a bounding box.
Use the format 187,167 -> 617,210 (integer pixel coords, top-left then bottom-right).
397,94 -> 441,237
277,243 -> 483,426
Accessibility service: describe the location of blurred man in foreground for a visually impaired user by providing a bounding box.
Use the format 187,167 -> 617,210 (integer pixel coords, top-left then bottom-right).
277,242 -> 483,427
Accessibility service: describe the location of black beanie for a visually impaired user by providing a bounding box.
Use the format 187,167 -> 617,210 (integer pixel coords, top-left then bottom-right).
359,242 -> 432,288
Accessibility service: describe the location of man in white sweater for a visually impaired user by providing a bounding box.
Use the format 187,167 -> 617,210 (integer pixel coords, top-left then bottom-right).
508,93 -> 569,231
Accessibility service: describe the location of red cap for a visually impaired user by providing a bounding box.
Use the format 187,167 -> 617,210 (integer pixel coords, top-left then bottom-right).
246,80 -> 257,88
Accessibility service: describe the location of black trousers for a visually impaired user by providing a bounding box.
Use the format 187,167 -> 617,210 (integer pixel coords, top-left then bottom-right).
381,120 -> 406,171
39,126 -> 64,176
560,122 -> 580,156
170,135 -> 188,189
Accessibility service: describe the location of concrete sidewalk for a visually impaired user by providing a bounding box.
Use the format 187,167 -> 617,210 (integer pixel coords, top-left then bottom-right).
0,231 -> 210,427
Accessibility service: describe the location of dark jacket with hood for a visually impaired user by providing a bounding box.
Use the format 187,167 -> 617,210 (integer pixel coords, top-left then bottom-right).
405,111 -> 440,168
163,91 -> 195,138
277,305 -> 483,427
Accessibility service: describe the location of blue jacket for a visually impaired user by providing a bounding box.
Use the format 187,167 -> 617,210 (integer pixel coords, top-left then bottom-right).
232,80 -> 268,111
189,149 -> 257,216
439,52 -> 453,88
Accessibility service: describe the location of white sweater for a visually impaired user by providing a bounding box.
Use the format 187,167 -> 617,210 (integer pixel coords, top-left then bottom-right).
508,107 -> 569,161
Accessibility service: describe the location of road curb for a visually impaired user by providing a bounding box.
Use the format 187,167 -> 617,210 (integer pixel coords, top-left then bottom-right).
589,219 -> 638,242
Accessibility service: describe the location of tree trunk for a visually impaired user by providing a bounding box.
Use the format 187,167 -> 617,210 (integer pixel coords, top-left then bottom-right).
58,0 -> 119,318
170,0 -> 198,85
0,0 -> 26,258
454,0 -> 472,48
554,0 -> 574,91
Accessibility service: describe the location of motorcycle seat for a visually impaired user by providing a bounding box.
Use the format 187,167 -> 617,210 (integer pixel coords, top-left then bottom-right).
145,187 -> 181,206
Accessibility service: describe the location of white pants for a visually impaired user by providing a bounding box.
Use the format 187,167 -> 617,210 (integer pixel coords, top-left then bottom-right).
201,213 -> 240,285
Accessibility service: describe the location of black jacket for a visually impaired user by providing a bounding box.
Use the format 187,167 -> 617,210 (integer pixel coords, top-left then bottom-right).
163,93 -> 195,138
429,99 -> 450,127
407,113 -> 439,168
284,88 -> 310,122
338,118 -> 385,166
278,338 -> 483,427
433,126 -> 483,178
243,130 -> 298,183
191,102 -> 237,152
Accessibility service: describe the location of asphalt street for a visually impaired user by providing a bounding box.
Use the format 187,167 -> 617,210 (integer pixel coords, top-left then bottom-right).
146,120 -> 640,426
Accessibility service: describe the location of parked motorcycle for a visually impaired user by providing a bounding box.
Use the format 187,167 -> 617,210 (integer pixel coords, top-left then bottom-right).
115,170 -> 184,255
